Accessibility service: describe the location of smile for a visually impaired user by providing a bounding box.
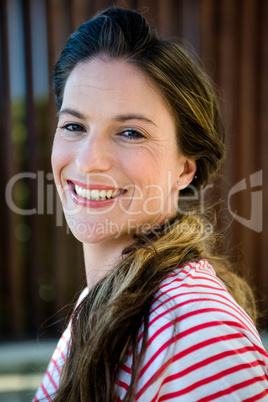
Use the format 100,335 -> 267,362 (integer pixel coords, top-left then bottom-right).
67,180 -> 127,205
74,184 -> 124,200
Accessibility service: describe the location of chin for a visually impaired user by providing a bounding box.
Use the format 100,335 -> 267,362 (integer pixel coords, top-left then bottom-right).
64,216 -> 121,244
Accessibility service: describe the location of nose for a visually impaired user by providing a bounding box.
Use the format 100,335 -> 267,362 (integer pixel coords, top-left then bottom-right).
76,131 -> 111,174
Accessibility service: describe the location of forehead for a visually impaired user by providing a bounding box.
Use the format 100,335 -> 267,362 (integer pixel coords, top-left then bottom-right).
66,57 -> 155,94
62,58 -> 174,121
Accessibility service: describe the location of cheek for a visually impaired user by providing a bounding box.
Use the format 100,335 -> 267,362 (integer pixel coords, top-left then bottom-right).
51,140 -> 72,184
121,152 -> 176,205
51,142 -> 61,184
121,148 -> 161,183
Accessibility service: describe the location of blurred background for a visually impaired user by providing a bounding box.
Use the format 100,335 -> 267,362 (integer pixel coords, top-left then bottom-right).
0,0 -> 267,400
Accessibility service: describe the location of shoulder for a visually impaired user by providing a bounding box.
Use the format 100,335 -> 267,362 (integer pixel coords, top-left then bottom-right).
152,259 -> 253,326
118,260 -> 268,401
149,260 -> 263,354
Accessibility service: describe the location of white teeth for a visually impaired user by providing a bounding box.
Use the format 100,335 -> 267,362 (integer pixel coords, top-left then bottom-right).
91,189 -> 100,199
85,189 -> 91,199
73,184 -> 123,200
99,190 -> 106,198
106,189 -> 113,198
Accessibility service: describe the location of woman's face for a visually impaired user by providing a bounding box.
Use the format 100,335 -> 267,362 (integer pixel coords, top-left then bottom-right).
52,57 -> 196,244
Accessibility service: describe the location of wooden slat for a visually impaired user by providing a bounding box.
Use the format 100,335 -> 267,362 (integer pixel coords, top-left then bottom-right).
217,0 -> 241,184
257,0 -> 268,327
22,0 -> 38,335
236,0 -> 262,286
70,0 -> 92,31
157,0 -> 183,37
115,0 -> 136,9
5,0 -> 29,337
90,0 -> 116,15
181,0 -> 200,53
0,0 -> 13,337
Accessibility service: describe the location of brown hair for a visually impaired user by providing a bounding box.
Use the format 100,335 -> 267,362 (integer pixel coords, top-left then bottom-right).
52,7 -> 256,401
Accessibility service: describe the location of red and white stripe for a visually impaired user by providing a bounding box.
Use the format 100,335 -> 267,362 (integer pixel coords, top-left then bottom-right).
33,260 -> 268,401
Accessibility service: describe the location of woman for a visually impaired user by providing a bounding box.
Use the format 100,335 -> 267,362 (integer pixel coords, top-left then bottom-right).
34,7 -> 268,402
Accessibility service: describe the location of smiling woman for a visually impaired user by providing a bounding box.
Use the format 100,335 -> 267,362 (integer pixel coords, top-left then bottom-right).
33,6 -> 268,402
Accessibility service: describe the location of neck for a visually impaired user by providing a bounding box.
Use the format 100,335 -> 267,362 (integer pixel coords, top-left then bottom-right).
83,236 -> 132,289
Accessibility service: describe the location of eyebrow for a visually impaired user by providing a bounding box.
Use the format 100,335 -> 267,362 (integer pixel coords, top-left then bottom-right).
57,108 -> 85,119
113,114 -> 158,127
58,108 -> 158,127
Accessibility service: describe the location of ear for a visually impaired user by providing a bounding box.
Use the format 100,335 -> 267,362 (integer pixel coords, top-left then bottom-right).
175,159 -> 197,190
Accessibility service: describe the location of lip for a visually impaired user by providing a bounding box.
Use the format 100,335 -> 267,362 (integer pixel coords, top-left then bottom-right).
67,180 -> 127,208
70,179 -> 121,191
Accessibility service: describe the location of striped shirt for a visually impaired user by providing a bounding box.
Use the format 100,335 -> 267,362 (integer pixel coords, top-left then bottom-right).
33,260 -> 268,401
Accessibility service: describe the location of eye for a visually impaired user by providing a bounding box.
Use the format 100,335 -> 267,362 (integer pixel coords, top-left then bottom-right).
61,123 -> 85,132
118,129 -> 145,140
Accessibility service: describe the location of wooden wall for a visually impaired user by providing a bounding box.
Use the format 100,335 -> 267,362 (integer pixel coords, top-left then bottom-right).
0,0 -> 267,339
